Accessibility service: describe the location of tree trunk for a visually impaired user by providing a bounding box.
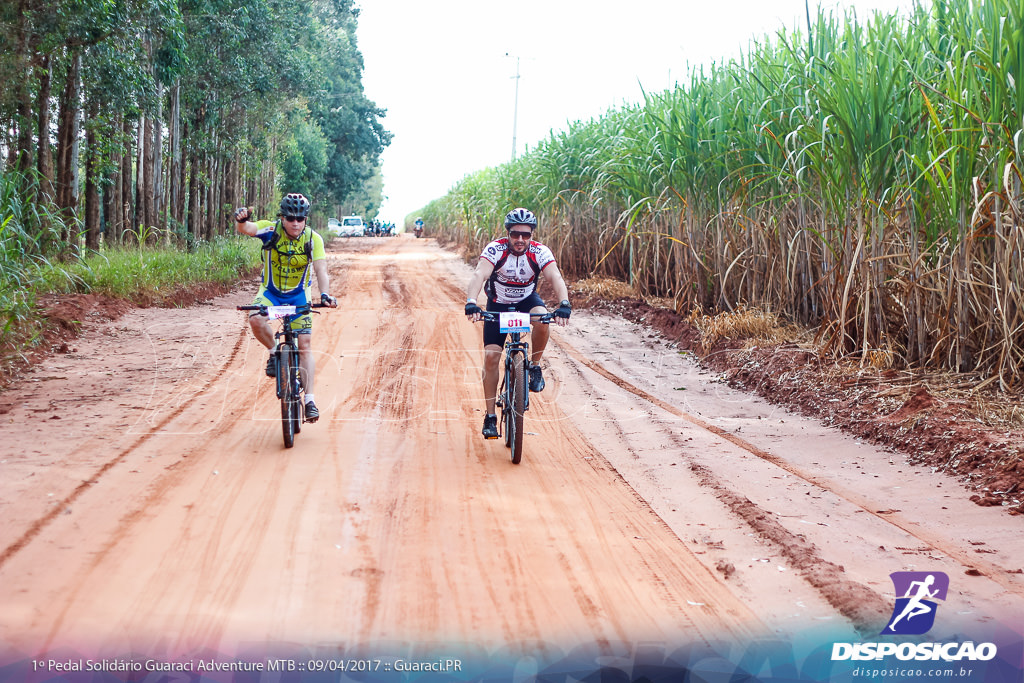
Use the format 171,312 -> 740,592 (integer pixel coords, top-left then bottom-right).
153,82 -> 164,233
179,130 -> 190,235
121,117 -> 134,244
188,150 -> 202,240
13,3 -> 35,175
135,114 -> 145,235
104,116 -> 121,245
169,83 -> 183,226
35,54 -> 55,199
84,99 -> 101,250
203,150 -> 214,241
55,51 -> 82,249
104,121 -> 120,244
224,156 -> 236,227
142,115 -> 155,240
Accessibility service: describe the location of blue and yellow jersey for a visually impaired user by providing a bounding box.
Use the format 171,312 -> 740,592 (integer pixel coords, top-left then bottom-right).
253,220 -> 326,297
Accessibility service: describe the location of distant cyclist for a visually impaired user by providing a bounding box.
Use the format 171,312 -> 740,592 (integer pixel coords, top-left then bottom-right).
464,207 -> 571,439
234,193 -> 337,422
414,217 -> 424,237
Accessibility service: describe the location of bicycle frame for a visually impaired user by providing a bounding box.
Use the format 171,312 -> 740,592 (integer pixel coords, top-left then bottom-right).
500,329 -> 532,412
237,302 -> 328,448
480,311 -> 553,463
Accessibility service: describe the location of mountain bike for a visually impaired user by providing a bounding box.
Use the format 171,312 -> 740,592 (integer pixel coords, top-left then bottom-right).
480,311 -> 553,464
237,302 -> 329,448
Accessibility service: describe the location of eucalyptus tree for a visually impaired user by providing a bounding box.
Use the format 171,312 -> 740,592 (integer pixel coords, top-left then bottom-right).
170,0 -> 389,233
0,0 -> 183,254
174,0 -> 301,238
306,0 -> 391,211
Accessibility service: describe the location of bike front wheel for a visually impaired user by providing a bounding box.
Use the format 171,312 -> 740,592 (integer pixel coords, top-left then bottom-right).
279,345 -> 297,448
291,347 -> 303,435
508,351 -> 526,464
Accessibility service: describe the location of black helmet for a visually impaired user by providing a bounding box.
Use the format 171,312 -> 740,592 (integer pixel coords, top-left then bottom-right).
280,193 -> 311,218
504,207 -> 537,230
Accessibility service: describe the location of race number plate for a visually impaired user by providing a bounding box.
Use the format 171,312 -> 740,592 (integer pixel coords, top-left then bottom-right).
499,312 -> 531,334
266,305 -> 297,319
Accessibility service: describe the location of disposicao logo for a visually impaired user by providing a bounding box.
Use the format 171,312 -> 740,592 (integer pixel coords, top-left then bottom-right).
831,570 -> 998,662
881,571 -> 948,635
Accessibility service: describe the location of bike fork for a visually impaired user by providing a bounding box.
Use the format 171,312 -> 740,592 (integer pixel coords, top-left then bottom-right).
274,348 -> 284,399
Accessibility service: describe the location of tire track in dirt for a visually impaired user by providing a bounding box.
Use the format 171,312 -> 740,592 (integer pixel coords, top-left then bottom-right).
345,260 -> 418,419
0,323 -> 250,571
542,424 -> 745,646
31,352 -> 264,651
320,248 -> 435,639
553,335 -> 1024,620
553,351 -> 890,632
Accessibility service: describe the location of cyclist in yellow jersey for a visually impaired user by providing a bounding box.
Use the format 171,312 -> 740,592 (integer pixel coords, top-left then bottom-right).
234,193 -> 337,422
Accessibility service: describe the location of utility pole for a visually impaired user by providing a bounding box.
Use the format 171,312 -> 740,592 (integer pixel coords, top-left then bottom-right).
508,54 -> 520,161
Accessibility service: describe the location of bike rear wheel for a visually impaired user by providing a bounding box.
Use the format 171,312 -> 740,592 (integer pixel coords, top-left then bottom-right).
279,345 -> 297,448
508,351 -> 526,464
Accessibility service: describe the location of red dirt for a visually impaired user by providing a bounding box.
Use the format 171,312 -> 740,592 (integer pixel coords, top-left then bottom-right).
7,264 -> 1024,519
1,237 -> 1021,664
7,268 -> 1023,518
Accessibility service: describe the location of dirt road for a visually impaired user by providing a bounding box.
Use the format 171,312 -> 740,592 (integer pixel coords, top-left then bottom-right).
1,237 -> 1021,674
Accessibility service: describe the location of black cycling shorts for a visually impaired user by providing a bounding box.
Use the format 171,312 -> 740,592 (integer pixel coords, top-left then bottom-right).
483,293 -> 546,348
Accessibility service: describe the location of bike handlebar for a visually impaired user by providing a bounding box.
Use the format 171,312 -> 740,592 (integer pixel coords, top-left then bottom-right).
477,311 -> 554,324
237,302 -> 332,315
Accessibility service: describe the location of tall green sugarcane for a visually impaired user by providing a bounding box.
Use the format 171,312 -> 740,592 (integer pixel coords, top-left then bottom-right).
417,0 -> 1024,384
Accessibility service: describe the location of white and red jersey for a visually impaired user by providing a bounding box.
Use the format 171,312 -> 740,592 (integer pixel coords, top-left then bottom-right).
480,237 -> 556,304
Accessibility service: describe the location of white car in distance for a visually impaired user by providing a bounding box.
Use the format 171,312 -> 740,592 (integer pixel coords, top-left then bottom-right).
338,215 -> 365,237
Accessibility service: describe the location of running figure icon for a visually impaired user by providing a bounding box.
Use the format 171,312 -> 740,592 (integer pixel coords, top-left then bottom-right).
882,571 -> 949,635
887,574 -> 938,630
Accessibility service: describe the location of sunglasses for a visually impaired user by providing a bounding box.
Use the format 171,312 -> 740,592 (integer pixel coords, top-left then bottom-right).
508,230 -> 532,239
282,215 -> 306,223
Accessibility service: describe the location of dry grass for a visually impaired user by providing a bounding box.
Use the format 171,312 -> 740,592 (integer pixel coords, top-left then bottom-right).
687,305 -> 803,352
578,274 -> 1024,436
864,346 -> 897,370
572,276 -> 637,300
571,277 -> 679,313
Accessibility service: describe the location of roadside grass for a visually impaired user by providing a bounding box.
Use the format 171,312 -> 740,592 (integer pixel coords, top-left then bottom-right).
34,236 -> 262,301
1,236 -> 262,377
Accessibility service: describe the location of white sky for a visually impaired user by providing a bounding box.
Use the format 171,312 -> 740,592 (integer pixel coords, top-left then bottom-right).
356,0 -> 926,223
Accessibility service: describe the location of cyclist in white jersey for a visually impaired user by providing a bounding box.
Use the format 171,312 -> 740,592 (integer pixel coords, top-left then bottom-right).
465,208 -> 571,439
